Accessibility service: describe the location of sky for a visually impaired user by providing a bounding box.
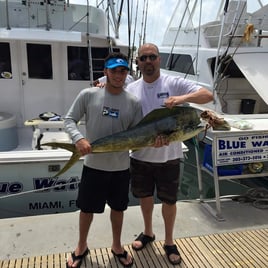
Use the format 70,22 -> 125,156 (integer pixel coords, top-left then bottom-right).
70,0 -> 268,47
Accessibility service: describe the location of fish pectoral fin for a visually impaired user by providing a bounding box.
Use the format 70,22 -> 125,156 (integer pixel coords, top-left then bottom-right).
41,142 -> 77,152
53,151 -> 81,177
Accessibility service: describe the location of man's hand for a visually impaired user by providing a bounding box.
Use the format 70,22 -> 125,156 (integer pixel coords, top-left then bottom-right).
75,138 -> 92,155
153,135 -> 169,147
164,96 -> 186,108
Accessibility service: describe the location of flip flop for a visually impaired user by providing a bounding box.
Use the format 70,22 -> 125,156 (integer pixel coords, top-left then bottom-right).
66,247 -> 89,268
132,232 -> 155,251
163,244 -> 182,265
111,249 -> 133,267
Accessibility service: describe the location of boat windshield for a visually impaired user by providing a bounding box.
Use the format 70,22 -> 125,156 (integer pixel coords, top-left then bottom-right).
166,0 -> 268,32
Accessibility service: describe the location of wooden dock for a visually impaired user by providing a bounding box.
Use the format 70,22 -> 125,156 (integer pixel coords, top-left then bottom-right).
1,228 -> 267,267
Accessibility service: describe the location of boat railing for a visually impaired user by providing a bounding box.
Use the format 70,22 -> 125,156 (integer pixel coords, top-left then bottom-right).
203,0 -> 247,47
204,0 -> 268,48
204,17 -> 268,48
0,0 -> 107,35
203,21 -> 247,47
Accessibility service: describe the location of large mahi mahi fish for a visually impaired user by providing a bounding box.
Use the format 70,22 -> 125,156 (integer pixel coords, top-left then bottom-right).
42,106 -> 204,176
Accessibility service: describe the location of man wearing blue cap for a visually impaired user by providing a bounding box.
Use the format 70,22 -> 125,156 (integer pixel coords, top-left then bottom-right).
65,52 -> 142,268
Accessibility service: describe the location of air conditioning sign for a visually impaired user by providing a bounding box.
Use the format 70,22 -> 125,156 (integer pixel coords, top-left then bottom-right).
215,133 -> 268,165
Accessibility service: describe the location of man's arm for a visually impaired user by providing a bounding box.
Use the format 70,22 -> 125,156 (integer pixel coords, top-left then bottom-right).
164,88 -> 213,108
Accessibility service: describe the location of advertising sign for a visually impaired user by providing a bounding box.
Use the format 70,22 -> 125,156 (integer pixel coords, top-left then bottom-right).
215,133 -> 268,166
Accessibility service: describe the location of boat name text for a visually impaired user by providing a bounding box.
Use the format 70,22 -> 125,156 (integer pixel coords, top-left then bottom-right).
0,177 -> 79,194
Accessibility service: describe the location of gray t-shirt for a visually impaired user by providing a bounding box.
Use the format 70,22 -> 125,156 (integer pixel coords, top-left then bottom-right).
64,87 -> 142,171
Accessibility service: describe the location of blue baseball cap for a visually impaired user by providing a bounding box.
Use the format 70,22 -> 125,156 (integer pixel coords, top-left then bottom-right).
104,58 -> 129,70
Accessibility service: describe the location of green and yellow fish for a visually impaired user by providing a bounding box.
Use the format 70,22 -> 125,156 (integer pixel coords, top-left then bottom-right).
43,106 -> 204,177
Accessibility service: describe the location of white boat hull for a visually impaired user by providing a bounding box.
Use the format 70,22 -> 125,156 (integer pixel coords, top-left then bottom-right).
0,150 -> 83,218
0,0 -> 129,218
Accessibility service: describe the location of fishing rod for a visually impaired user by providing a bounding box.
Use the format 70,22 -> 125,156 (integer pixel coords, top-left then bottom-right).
142,0 -> 149,44
213,0 -> 246,94
139,0 -> 148,47
212,0 -> 246,97
165,0 -> 192,70
129,0 -> 139,75
5,0 -> 11,30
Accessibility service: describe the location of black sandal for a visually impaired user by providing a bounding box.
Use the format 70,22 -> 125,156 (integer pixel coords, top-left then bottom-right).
163,244 -> 182,265
66,248 -> 89,268
132,232 -> 155,251
111,249 -> 133,267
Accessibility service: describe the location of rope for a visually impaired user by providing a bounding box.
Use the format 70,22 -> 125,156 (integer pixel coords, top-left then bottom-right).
232,187 -> 268,209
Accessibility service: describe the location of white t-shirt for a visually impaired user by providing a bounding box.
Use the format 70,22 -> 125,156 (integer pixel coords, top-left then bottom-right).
126,73 -> 202,163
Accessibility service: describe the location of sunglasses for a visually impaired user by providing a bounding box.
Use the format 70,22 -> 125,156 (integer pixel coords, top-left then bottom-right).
138,54 -> 158,62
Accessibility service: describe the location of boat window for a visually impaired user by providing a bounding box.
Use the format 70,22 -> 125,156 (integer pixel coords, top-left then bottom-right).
67,46 -> 120,81
159,53 -> 195,75
27,44 -> 53,79
210,57 -> 244,78
0,42 -> 12,79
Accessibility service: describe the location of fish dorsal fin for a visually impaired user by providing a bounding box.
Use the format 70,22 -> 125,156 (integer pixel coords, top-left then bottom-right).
135,106 -> 195,126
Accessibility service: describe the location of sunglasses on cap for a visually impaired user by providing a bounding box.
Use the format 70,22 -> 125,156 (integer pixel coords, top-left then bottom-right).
138,54 -> 158,62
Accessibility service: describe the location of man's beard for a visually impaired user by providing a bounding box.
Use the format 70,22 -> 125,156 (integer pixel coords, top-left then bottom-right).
143,65 -> 155,76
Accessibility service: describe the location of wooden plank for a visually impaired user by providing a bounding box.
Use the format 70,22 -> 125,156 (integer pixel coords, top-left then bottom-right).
95,248 -> 106,267
178,237 -> 204,267
125,245 -> 144,268
233,230 -> 268,266
145,242 -> 165,267
130,245 -> 148,268
139,243 -> 160,267
188,236 -> 222,268
99,247 -> 111,267
230,231 -> 265,267
106,247 -> 119,267
200,234 -> 234,266
219,232 -> 250,263
174,240 -> 196,268
154,240 -> 179,267
61,253 -> 68,268
187,237 -> 214,267
27,256 -> 35,268
247,227 -> 268,262
198,235 -> 230,267
47,254 -> 54,268
33,255 -> 41,268
3,228 -> 268,268
207,233 -> 239,266
124,245 -> 139,268
81,249 -> 94,268
20,257 -> 28,268
149,242 -> 169,267
53,253 -> 59,268
0,260 -> 10,268
256,228 -> 268,241
14,258 -> 22,268
221,232 -> 257,267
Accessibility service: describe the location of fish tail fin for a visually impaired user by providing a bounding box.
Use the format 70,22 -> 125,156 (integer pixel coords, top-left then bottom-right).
41,142 -> 82,177
53,152 -> 81,177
